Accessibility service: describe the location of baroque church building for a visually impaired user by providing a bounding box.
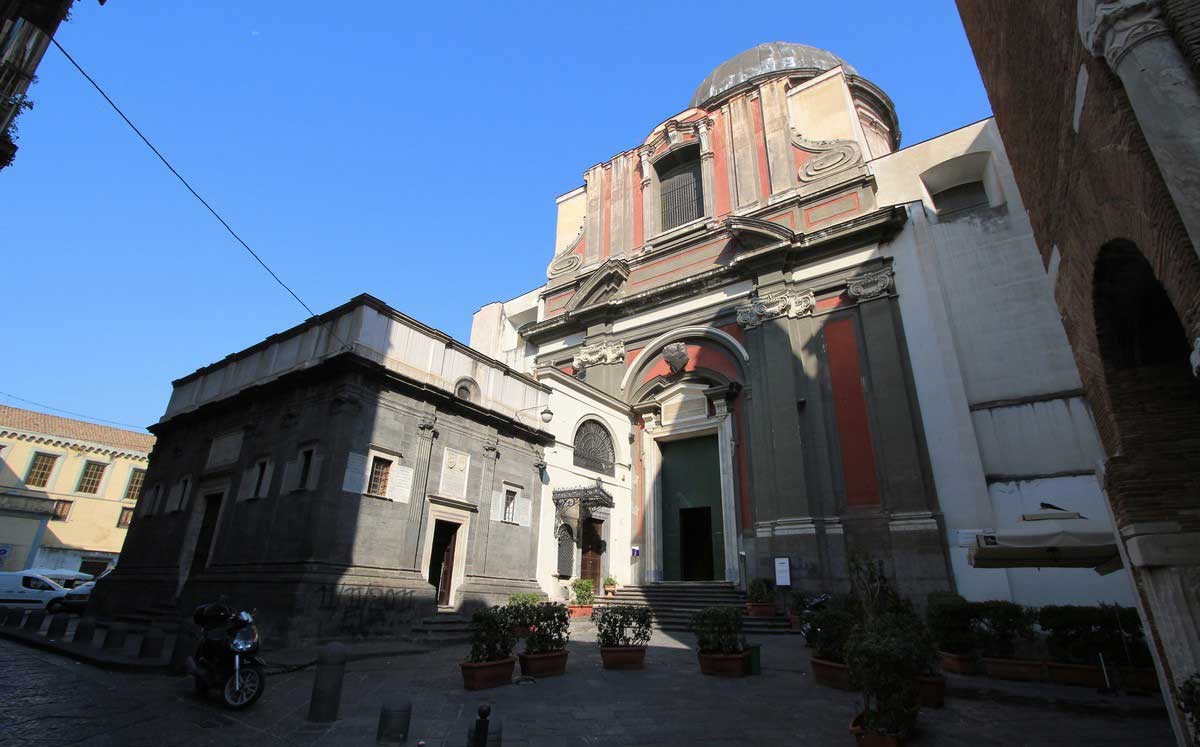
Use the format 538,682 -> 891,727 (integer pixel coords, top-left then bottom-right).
471,42 -> 1134,608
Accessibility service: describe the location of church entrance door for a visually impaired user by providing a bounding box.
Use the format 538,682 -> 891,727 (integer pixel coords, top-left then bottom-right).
660,435 -> 723,582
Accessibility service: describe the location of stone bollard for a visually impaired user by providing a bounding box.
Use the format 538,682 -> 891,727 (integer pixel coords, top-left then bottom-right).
466,705 -> 501,746
138,627 -> 166,659
307,642 -> 349,723
102,621 -> 129,651
46,613 -> 70,640
376,697 -> 413,744
22,609 -> 46,633
170,628 -> 198,674
73,617 -> 97,646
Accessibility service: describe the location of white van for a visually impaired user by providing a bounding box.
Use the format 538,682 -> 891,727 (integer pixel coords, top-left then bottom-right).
0,571 -> 69,612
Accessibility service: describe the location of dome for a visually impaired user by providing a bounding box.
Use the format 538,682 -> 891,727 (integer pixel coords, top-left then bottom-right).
689,42 -> 858,110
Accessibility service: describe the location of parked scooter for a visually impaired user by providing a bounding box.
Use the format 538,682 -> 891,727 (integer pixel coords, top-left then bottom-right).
187,602 -> 266,709
797,592 -> 831,645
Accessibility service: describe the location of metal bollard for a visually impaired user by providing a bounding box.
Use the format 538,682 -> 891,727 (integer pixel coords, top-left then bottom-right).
376,697 -> 413,744
169,628 -> 198,674
307,642 -> 349,723
46,613 -> 70,640
467,705 -> 501,746
102,621 -> 129,650
139,626 -> 166,659
22,609 -> 46,632
73,616 -> 97,646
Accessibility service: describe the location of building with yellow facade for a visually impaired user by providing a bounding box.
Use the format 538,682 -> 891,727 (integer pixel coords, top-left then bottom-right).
0,405 -> 154,575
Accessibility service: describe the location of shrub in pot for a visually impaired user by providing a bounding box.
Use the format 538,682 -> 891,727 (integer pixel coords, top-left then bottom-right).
692,606 -> 748,677
569,578 -> 595,618
518,602 -> 570,677
787,591 -> 808,629
1039,603 -> 1153,688
809,607 -> 855,690
745,577 -> 776,617
926,591 -> 978,675
507,593 -> 541,637
461,606 -> 516,690
846,611 -> 935,745
593,604 -> 653,669
603,575 -> 618,597
973,600 -> 1040,681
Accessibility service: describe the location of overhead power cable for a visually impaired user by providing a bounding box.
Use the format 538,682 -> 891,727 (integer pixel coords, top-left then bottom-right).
51,38 -> 318,319
0,390 -> 148,431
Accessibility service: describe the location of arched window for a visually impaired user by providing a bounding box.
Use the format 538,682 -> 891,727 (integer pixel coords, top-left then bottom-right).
657,146 -> 703,231
453,378 -> 478,403
573,420 -> 615,476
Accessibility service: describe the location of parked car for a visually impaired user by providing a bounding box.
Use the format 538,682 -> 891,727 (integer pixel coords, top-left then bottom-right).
62,568 -> 111,612
0,571 -> 70,613
24,568 -> 94,590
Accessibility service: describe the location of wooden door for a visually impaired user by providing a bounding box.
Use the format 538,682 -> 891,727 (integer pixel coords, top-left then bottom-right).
437,526 -> 457,606
580,518 -> 603,589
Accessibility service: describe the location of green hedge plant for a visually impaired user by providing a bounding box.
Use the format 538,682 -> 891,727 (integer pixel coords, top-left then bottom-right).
524,602 -> 570,654
1179,673 -> 1200,736
508,592 -> 541,606
972,600 -> 1034,659
747,577 -> 773,604
691,606 -> 743,654
926,592 -> 978,656
809,607 -> 855,663
846,611 -> 935,738
571,578 -> 595,606
592,605 -> 653,647
467,606 -> 516,663
1037,603 -> 1151,666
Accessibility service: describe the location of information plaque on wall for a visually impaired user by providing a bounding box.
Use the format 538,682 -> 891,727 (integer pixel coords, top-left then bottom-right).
774,557 -> 791,587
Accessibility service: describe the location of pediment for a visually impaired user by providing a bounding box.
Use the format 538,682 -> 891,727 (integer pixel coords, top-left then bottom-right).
564,259 -> 630,312
724,215 -> 796,250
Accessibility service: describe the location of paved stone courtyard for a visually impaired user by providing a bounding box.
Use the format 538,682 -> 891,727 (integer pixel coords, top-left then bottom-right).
0,624 -> 1173,746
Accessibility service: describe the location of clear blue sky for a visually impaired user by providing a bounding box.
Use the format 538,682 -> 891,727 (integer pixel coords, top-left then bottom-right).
0,1 -> 990,431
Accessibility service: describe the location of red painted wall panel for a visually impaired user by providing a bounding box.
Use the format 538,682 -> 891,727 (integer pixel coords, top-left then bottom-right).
824,317 -> 881,507
751,95 -> 772,201
711,109 -> 732,216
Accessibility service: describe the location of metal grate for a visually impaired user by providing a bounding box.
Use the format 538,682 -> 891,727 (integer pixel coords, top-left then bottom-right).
573,421 -> 615,476
367,456 -> 391,497
659,159 -> 703,231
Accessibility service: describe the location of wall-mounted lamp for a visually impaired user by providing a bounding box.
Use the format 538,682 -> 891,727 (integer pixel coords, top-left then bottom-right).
516,404 -> 554,424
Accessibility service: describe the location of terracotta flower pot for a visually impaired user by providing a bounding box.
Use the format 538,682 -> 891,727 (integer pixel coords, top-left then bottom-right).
850,713 -> 906,747
982,656 -> 1045,682
1046,661 -> 1109,688
745,602 -> 775,618
519,649 -> 569,677
917,674 -> 945,708
600,645 -> 646,670
811,656 -> 854,690
1119,667 -> 1160,692
698,650 -> 749,677
603,584 -> 617,597
938,650 -> 976,675
460,657 -> 515,690
567,605 -> 593,619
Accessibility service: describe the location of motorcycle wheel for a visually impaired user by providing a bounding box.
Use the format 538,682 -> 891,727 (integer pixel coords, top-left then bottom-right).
221,664 -> 265,710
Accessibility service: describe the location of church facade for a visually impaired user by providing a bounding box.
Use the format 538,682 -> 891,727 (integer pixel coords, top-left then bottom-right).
472,42 -> 1134,608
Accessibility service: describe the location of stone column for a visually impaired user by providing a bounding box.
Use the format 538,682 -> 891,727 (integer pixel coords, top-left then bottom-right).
407,415 -> 438,569
466,439 -> 501,576
638,147 -> 659,243
1080,0 -> 1200,262
713,399 -> 741,582
698,118 -> 718,222
641,412 -> 663,582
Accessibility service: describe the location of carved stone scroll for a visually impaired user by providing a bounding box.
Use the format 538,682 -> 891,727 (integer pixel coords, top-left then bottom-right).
736,290 -> 817,328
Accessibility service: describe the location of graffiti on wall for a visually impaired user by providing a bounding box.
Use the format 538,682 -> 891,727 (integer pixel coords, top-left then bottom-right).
310,584 -> 417,638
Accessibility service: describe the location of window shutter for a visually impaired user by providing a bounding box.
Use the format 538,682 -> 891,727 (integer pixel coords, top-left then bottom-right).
238,468 -> 255,501
517,493 -> 532,527
342,452 -> 368,494
166,483 -> 182,512
490,489 -> 504,522
557,532 -> 574,576
386,463 -> 402,502
281,459 -> 298,493
255,461 -> 273,498
306,454 -> 324,491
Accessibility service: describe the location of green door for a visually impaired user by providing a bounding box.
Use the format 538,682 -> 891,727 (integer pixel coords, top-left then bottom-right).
660,435 -> 723,581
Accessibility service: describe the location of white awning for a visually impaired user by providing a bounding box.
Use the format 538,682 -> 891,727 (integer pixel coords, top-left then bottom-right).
968,511 -> 1121,574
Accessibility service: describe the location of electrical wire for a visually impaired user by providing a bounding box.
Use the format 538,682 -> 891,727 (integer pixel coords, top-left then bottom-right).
0,391 -> 147,430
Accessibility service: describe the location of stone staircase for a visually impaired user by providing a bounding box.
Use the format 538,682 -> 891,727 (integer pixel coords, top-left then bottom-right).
594,581 -> 797,635
111,601 -> 183,632
408,611 -> 473,645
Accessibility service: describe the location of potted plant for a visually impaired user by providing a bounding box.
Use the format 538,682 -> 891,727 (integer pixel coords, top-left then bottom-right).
691,606 -> 748,677
745,577 -> 776,617
593,604 -> 653,669
846,610 -> 933,746
809,607 -> 856,690
975,600 -> 1041,682
460,606 -> 516,690
507,592 -> 541,638
568,578 -> 595,618
603,575 -> 618,597
926,591 -> 978,675
518,602 -> 570,677
787,591 -> 809,630
1039,604 -> 1108,688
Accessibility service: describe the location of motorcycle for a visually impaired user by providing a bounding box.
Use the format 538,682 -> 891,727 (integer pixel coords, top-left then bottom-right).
797,592 -> 831,645
186,602 -> 267,709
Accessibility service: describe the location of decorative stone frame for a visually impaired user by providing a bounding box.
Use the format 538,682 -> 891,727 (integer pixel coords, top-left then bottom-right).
639,117 -> 717,246
419,501 -> 473,609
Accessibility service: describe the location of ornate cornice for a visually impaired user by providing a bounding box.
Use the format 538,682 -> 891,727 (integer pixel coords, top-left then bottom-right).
1079,0 -> 1170,68
736,289 -> 816,328
846,270 -> 892,300
572,340 -> 626,371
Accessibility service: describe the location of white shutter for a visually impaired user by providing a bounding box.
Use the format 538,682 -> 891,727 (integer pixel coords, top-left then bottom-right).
257,461 -> 275,498
490,489 -> 504,522
385,462 -> 401,502
306,454 -> 324,491
237,468 -> 255,502
166,483 -> 182,512
342,452 -> 368,494
390,464 -> 413,504
517,493 -> 532,527
281,459 -> 298,494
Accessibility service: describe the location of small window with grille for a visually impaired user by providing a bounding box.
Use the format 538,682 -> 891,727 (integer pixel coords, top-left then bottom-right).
123,469 -> 146,502
503,489 -> 517,523
367,456 -> 392,497
657,146 -> 704,231
52,500 -> 72,521
25,452 -> 57,488
76,462 -> 106,494
117,507 -> 134,528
